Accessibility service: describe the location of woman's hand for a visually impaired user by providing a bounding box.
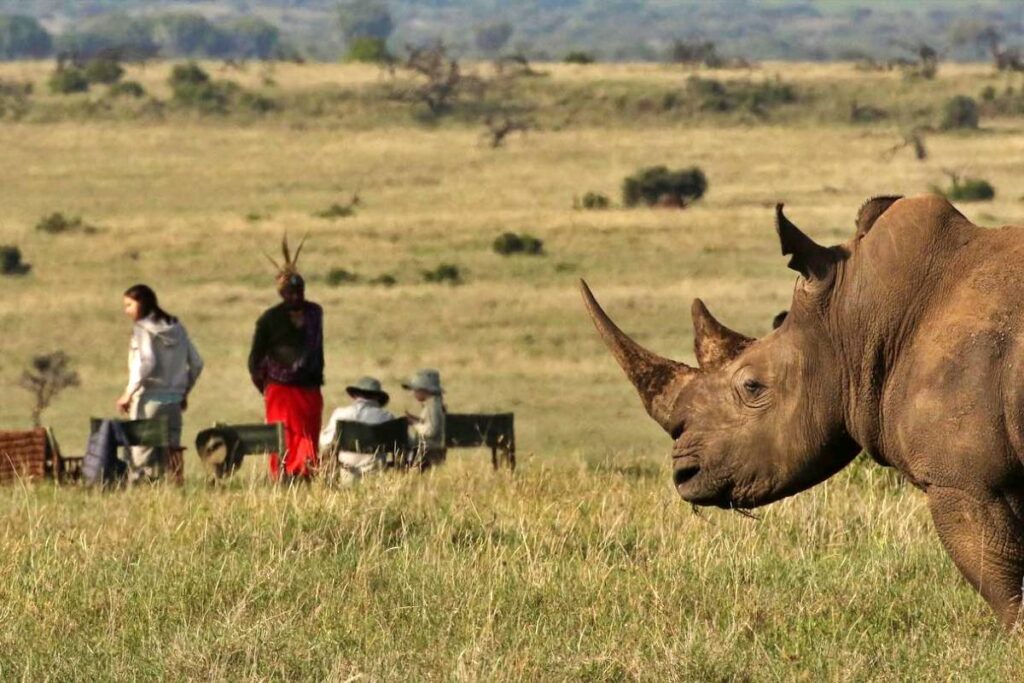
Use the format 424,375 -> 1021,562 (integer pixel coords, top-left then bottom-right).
115,393 -> 132,416
180,396 -> 189,412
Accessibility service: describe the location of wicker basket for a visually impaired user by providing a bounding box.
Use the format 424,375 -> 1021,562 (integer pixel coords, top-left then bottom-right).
0,428 -> 58,484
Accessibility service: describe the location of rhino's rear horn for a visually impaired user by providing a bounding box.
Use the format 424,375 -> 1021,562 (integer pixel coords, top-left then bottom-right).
775,203 -> 835,281
691,299 -> 753,369
580,280 -> 696,432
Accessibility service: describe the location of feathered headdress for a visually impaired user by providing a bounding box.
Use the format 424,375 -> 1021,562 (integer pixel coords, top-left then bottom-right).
264,232 -> 308,292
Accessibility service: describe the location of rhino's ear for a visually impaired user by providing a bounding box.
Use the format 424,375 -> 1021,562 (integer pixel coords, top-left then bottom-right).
855,195 -> 902,239
692,299 -> 753,369
775,203 -> 834,281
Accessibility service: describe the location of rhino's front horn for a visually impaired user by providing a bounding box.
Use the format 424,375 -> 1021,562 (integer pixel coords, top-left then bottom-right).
580,280 -> 697,432
691,299 -> 753,369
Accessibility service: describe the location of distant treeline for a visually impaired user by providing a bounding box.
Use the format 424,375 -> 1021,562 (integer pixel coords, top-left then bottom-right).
0,13 -> 287,61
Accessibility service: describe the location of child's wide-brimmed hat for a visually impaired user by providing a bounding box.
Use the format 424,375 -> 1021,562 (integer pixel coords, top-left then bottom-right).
402,368 -> 443,395
346,376 -> 390,406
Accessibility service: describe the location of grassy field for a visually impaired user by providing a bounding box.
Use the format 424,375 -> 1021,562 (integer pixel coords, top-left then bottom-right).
2,61 -> 1024,679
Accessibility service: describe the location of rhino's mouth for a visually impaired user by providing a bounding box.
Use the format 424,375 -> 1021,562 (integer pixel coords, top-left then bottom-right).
672,454 -> 732,507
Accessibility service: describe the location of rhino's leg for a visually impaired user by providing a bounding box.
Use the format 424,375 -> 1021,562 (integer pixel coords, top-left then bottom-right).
927,486 -> 1024,628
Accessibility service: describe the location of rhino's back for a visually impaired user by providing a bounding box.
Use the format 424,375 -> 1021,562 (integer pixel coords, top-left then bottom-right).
887,220 -> 1024,488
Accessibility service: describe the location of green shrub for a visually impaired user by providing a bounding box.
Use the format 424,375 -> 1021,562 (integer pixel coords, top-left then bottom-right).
48,67 -> 88,94
169,62 -> 210,88
239,91 -> 277,113
938,177 -> 995,202
493,232 -> 544,256
326,268 -> 359,286
109,80 -> 145,98
623,166 -> 708,208
369,273 -> 397,287
564,50 -> 595,64
345,36 -> 392,63
35,212 -> 98,235
685,76 -> 797,116
422,263 -> 463,285
315,203 -> 356,219
0,245 -> 30,275
940,95 -> 979,130
168,62 -> 229,112
577,191 -> 610,210
84,57 -> 123,84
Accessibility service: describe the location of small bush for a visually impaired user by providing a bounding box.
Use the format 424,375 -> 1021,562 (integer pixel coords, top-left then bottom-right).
577,192 -> 610,210
315,203 -> 356,219
1,245 -> 30,275
937,177 -> 995,202
493,232 -> 544,256
369,273 -> 397,287
48,67 -> 88,95
685,76 -> 796,116
564,50 -> 595,64
35,212 -> 97,235
109,80 -> 145,98
422,263 -> 463,285
169,62 -> 210,89
346,37 -> 392,63
239,91 -> 277,113
84,58 -> 123,85
941,95 -> 979,130
623,166 -> 708,208
169,62 -> 239,113
326,268 -> 359,286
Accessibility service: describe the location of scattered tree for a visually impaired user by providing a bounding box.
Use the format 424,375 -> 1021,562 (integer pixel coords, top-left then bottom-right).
0,15 -> 52,59
483,112 -> 531,148
475,21 -> 513,54
669,39 -> 721,67
19,351 -> 80,427
400,42 -> 485,116
225,17 -> 283,60
338,0 -> 394,42
882,128 -> 929,162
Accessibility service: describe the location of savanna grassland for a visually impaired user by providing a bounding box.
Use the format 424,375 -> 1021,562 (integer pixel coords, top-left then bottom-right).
2,60 -> 1024,680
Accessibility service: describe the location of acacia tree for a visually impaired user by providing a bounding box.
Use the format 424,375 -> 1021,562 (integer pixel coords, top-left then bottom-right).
18,351 -> 80,428
401,42 -> 485,115
338,0 -> 394,42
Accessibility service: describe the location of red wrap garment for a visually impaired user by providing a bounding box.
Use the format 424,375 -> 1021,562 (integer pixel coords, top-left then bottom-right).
264,383 -> 322,478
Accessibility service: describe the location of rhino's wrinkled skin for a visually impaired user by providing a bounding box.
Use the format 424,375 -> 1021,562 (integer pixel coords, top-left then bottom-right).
582,194 -> 1024,627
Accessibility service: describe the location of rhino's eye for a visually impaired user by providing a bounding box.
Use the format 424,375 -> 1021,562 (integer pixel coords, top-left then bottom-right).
742,379 -> 765,395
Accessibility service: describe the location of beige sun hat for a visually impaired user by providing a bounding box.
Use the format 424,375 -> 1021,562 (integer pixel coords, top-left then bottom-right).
345,376 -> 390,406
402,368 -> 443,394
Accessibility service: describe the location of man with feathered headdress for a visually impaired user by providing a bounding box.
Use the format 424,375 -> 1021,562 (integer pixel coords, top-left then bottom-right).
248,234 -> 324,481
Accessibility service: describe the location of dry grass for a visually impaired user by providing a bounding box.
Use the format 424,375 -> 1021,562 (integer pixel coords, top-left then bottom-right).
2,61 -> 1024,679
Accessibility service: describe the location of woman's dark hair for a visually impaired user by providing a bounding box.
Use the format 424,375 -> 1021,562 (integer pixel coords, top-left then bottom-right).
124,284 -> 176,324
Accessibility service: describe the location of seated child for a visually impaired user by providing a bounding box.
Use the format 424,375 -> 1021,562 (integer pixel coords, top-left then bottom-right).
319,376 -> 395,477
403,368 -> 447,469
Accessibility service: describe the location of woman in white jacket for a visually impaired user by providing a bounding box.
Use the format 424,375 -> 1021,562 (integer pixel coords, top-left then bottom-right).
116,284 -> 204,483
